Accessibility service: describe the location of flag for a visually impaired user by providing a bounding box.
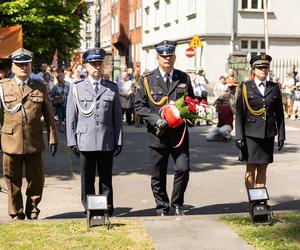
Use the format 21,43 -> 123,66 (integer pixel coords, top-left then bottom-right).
51,49 -> 58,68
0,25 -> 23,58
69,52 -> 83,72
71,0 -> 85,17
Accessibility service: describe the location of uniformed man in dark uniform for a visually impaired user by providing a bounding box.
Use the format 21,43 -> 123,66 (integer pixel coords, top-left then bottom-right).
235,54 -> 285,189
66,48 -> 123,216
134,40 -> 194,216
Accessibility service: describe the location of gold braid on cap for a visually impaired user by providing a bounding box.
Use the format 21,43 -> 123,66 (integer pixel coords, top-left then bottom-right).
143,75 -> 168,106
242,83 -> 266,117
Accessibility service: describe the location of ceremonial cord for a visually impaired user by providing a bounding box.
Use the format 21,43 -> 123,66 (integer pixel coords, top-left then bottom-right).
242,83 -> 266,117
143,76 -> 168,106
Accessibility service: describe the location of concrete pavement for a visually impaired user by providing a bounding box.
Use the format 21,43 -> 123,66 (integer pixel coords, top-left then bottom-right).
1,119 -> 300,249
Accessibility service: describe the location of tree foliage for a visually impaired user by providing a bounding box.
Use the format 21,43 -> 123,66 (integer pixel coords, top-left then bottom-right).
0,0 -> 87,68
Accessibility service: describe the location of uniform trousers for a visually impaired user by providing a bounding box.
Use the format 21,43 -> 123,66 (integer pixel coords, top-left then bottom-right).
80,151 -> 114,216
150,145 -> 190,214
3,152 -> 44,218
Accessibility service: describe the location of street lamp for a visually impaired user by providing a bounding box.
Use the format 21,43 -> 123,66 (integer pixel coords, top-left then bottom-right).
247,187 -> 271,223
86,194 -> 111,228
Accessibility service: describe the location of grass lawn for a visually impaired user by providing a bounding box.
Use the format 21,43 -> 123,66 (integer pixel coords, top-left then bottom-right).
221,211 -> 300,250
0,219 -> 154,250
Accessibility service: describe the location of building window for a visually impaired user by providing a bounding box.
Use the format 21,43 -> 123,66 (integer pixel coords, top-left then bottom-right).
241,39 -> 265,58
144,6 -> 150,31
111,17 -> 115,34
154,1 -> 160,29
129,11 -> 134,30
164,0 -> 170,24
241,0 -> 269,10
115,15 -> 119,33
86,38 -> 91,49
136,7 -> 142,28
86,22 -> 91,32
188,0 -> 196,14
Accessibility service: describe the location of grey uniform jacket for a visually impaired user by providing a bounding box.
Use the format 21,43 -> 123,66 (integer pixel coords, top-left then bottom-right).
66,78 -> 123,151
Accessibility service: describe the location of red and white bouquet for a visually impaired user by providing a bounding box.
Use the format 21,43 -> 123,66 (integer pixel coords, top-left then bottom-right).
160,92 -> 215,128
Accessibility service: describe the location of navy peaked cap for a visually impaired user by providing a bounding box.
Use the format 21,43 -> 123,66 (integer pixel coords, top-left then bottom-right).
11,48 -> 33,63
155,40 -> 177,55
250,54 -> 272,68
83,48 -> 106,63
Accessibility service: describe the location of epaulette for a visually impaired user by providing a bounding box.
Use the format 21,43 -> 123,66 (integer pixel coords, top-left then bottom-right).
105,79 -> 116,85
0,78 -> 11,84
144,70 -> 154,78
73,79 -> 84,85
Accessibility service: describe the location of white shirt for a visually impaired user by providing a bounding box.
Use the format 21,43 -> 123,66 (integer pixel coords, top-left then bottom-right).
15,77 -> 29,87
254,78 -> 267,96
159,68 -> 173,83
88,76 -> 101,90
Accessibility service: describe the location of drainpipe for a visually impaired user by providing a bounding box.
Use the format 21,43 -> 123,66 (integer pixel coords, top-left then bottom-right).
230,0 -> 235,54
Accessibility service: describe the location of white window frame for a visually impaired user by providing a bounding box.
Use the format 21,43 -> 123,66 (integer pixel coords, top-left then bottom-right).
154,1 -> 160,29
86,22 -> 91,32
187,0 -> 196,15
111,17 -> 115,34
115,15 -> 119,33
86,38 -> 91,49
240,39 -> 265,58
241,0 -> 270,11
144,6 -> 150,31
136,7 -> 142,28
129,11 -> 134,31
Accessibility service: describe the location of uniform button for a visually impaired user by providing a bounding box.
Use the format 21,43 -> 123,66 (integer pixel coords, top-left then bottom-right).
97,115 -> 99,117
263,105 -> 266,107
96,122 -> 99,126
263,98 -> 265,101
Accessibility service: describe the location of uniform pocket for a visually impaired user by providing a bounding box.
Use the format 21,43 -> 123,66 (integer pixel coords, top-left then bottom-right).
1,126 -> 13,134
4,95 -> 17,102
75,126 -> 87,134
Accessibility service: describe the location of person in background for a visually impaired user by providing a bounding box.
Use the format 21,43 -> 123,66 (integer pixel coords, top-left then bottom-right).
235,54 -> 285,190
291,79 -> 300,120
0,48 -> 57,220
134,40 -> 194,216
207,89 -> 235,141
290,64 -> 298,83
66,48 -> 123,217
213,75 -> 228,99
114,63 -> 127,82
64,69 -> 74,85
51,72 -> 70,132
0,68 -> 5,80
226,68 -> 239,97
133,65 -> 143,127
282,68 -> 295,119
191,67 -> 209,102
118,71 -> 134,125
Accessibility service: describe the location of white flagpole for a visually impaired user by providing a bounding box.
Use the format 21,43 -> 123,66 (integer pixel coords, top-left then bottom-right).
263,0 -> 269,54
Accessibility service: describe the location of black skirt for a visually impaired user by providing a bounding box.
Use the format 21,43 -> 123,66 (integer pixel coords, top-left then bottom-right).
245,136 -> 275,164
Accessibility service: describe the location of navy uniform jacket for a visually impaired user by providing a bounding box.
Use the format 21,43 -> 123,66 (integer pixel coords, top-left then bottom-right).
235,80 -> 285,141
66,78 -> 123,151
134,67 -> 194,148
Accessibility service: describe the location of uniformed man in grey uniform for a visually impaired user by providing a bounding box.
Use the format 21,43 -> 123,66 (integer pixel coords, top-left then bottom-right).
66,48 -> 123,216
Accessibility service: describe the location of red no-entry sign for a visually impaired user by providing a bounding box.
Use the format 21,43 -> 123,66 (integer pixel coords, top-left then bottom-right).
185,47 -> 195,58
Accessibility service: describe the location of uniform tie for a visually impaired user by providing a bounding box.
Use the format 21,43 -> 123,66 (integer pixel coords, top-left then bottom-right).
165,73 -> 171,89
94,81 -> 99,94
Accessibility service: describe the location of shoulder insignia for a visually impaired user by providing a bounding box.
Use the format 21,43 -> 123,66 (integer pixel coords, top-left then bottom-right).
144,70 -> 154,77
0,78 -> 11,84
74,79 -> 84,85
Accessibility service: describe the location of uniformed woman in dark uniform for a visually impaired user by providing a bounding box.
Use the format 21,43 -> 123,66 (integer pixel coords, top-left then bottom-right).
235,54 -> 285,189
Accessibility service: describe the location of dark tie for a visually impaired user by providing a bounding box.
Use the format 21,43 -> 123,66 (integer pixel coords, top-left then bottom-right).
165,74 -> 170,89
94,81 -> 99,94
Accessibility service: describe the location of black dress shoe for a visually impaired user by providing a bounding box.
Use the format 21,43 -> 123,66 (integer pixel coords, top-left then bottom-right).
174,206 -> 185,216
11,213 -> 25,220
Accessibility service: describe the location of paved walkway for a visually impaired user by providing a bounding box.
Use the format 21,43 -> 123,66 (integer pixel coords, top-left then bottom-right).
1,119 -> 300,249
